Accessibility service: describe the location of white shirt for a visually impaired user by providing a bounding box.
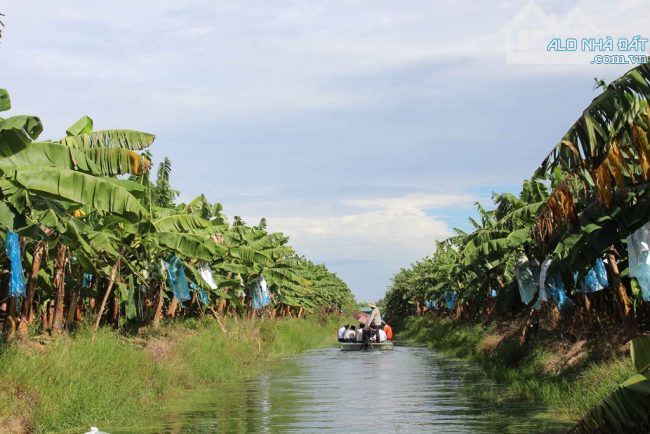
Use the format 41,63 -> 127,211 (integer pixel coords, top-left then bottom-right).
368,308 -> 382,326
356,329 -> 364,342
345,329 -> 356,340
372,329 -> 387,342
337,327 -> 346,339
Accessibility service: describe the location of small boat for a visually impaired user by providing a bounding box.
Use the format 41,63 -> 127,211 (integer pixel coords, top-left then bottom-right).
340,341 -> 394,351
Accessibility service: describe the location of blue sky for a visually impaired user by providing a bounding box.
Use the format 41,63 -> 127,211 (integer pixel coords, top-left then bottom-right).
0,0 -> 646,301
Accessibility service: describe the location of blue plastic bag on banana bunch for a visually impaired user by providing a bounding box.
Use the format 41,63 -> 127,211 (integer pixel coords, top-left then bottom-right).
579,259 -> 609,293
250,275 -> 271,310
4,232 -> 26,298
197,288 -> 209,305
515,255 -> 542,309
189,282 -> 210,305
539,257 -> 573,310
82,272 -> 93,288
164,255 -> 191,302
628,222 -> 650,301
444,290 -> 457,309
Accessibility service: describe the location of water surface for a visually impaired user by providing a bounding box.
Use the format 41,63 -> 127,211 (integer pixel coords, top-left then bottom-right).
115,346 -> 572,433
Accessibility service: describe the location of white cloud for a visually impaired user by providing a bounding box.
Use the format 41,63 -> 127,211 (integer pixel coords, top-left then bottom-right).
248,192 -> 476,265
347,193 -> 476,214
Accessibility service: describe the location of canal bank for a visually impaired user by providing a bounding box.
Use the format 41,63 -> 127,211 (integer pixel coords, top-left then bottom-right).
398,315 -> 636,424
0,315 -> 343,433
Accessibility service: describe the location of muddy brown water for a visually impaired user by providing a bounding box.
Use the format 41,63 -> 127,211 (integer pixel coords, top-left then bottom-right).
111,346 -> 573,433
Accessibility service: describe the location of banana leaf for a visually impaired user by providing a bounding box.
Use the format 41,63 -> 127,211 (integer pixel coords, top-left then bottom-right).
0,89 -> 10,112
0,115 -> 43,148
230,246 -> 272,266
76,147 -> 150,175
0,115 -> 43,140
0,141 -> 101,174
6,166 -> 148,222
182,194 -> 213,219
101,177 -> 147,199
152,232 -> 220,261
117,278 -> 138,320
539,64 -> 650,175
0,201 -> 15,231
153,214 -> 218,235
631,336 -> 650,375
60,129 -> 155,150
66,115 -> 93,136
214,261 -> 256,275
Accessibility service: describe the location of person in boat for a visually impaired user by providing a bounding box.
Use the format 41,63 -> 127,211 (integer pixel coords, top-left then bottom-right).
361,322 -> 372,350
345,325 -> 357,342
338,324 -> 349,342
367,303 -> 382,339
382,322 -> 394,341
372,326 -> 387,343
356,323 -> 365,343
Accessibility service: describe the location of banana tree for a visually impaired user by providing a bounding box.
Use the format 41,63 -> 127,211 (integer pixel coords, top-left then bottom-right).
0,89 -> 154,336
534,64 -> 650,319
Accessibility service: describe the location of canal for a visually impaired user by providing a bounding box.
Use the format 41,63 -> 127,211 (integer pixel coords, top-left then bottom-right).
115,346 -> 572,433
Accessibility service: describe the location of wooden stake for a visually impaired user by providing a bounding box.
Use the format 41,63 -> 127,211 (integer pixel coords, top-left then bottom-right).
210,306 -> 228,333
91,257 -> 121,342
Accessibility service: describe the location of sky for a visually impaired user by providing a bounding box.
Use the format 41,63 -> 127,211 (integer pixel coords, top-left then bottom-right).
0,0 -> 648,301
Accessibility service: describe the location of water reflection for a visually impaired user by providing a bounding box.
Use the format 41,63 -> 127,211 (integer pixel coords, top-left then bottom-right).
113,347 -> 572,433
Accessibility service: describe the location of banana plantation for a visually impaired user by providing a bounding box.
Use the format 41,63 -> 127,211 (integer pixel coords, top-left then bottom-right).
385,63 -> 650,329
0,87 -> 354,339
384,64 -> 650,431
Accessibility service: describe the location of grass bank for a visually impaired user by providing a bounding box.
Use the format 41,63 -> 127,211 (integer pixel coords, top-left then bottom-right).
0,315 -> 342,433
399,315 -> 636,422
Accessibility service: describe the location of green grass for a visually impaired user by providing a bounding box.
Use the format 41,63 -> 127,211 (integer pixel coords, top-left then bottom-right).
558,358 -> 635,417
0,315 -> 343,433
0,327 -> 169,433
399,316 -> 636,421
